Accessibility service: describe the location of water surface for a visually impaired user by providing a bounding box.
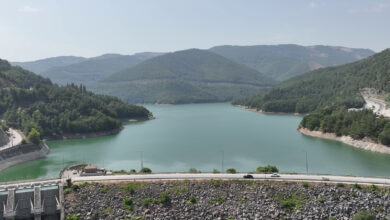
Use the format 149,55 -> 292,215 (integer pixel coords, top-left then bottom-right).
1,103 -> 390,182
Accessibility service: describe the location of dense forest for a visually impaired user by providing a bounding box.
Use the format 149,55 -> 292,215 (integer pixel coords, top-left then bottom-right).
0,58 -> 151,138
210,44 -> 374,81
235,49 -> 390,113
91,49 -> 274,104
300,106 -> 390,146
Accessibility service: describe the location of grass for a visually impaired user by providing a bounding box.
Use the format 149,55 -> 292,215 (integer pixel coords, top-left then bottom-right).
158,192 -> 171,205
238,198 -> 245,204
142,198 -> 152,207
119,183 -> 144,194
66,214 -> 78,220
209,196 -> 225,205
64,188 -> 72,194
352,210 -> 375,220
103,206 -> 112,215
122,198 -> 134,211
301,182 -> 309,188
100,186 -> 108,193
353,183 -> 362,190
274,192 -> 309,211
210,179 -> 222,187
170,185 -> 189,195
369,184 -> 378,192
315,197 -> 325,203
336,183 -> 345,187
186,194 -> 197,205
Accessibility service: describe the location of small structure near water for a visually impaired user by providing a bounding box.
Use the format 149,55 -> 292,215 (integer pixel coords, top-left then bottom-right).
80,165 -> 106,176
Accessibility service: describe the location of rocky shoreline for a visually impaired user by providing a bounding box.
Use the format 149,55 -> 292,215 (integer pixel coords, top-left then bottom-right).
235,105 -> 302,116
64,180 -> 390,219
298,127 -> 390,154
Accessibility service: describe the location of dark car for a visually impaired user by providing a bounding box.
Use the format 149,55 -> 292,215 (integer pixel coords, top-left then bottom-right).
243,174 -> 253,179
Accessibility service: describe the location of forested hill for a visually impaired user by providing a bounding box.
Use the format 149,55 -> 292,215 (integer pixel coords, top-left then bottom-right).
12,56 -> 87,74
210,44 -> 374,81
39,53 -> 163,85
0,58 -> 151,138
90,49 -> 275,104
235,49 -> 390,113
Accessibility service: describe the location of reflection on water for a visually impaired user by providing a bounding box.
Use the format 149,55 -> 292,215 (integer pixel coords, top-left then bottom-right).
1,103 -> 390,182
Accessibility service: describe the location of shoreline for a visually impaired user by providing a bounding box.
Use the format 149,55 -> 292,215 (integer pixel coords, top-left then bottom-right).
234,104 -> 303,116
46,116 -> 153,141
298,127 -> 390,154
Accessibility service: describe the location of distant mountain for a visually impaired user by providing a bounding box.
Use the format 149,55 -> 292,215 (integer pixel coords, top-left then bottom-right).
235,49 -> 390,113
0,58 -> 150,138
210,44 -> 375,81
90,49 -> 275,104
39,52 -> 163,85
12,56 -> 86,74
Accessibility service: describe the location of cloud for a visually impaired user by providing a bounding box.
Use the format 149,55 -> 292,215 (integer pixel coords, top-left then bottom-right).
18,5 -> 41,13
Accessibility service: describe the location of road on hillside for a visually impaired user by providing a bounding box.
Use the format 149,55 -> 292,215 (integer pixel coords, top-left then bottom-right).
0,128 -> 23,150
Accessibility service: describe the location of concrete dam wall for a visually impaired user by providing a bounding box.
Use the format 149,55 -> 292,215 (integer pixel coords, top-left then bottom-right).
0,143 -> 50,172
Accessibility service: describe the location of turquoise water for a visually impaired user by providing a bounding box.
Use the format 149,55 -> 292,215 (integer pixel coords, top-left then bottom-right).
1,103 -> 390,182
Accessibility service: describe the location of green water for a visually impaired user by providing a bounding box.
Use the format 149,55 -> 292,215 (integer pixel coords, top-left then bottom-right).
1,103 -> 390,181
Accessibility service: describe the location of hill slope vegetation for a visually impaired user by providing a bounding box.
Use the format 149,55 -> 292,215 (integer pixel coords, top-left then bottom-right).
0,58 -> 151,138
12,56 -> 87,74
210,44 -> 374,81
91,49 -> 275,104
235,49 -> 390,113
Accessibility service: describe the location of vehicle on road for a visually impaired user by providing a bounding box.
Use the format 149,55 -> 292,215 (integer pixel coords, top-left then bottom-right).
270,173 -> 280,177
243,174 -> 253,179
72,170 -> 78,175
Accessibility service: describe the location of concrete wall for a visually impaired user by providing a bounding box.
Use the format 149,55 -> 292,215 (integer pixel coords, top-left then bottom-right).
0,130 -> 9,147
0,187 -> 60,219
0,142 -> 50,172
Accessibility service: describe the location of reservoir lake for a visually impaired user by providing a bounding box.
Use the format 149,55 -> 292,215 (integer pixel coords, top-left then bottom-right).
1,103 -> 390,182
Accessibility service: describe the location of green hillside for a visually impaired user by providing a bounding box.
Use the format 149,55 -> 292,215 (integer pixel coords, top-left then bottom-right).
0,58 -> 151,138
12,56 -> 86,74
91,49 -> 275,104
210,44 -> 374,81
235,49 -> 390,113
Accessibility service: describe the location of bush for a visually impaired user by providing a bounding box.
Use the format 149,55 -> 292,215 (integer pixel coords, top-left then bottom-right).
71,184 -> 80,191
64,188 -> 72,194
66,178 -> 72,187
315,197 -> 325,203
226,168 -> 236,174
352,211 -> 375,220
119,183 -> 142,194
336,183 -> 345,187
211,180 -> 222,187
353,183 -> 362,190
189,168 -> 200,173
27,128 -> 41,144
129,169 -> 137,174
301,182 -> 309,188
369,184 -> 378,192
209,196 -> 224,204
100,186 -> 108,193
142,198 -> 152,207
256,165 -> 279,173
280,199 -> 296,210
186,194 -> 197,204
158,192 -> 171,205
212,169 -> 220,173
139,167 -> 152,173
122,198 -> 133,211
66,214 -> 78,220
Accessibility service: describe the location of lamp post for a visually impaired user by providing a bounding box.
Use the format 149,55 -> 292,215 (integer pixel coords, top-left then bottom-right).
305,151 -> 309,174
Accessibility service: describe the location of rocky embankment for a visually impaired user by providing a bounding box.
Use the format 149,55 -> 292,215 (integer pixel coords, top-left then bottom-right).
299,127 -> 390,154
65,180 -> 390,219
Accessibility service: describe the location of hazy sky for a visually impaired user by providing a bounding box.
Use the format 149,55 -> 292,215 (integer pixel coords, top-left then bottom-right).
1,0 -> 389,61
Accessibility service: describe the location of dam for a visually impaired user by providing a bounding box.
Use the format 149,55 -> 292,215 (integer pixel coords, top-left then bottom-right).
0,180 -> 64,220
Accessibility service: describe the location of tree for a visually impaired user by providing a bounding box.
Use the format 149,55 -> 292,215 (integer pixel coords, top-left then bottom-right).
27,128 -> 40,144
139,167 -> 152,173
226,168 -> 237,174
379,125 -> 390,146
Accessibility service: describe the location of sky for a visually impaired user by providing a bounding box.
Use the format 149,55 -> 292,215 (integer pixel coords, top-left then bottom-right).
0,0 -> 389,61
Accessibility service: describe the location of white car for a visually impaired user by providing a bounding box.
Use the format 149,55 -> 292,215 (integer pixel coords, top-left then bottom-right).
270,173 -> 280,177
72,170 -> 78,175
